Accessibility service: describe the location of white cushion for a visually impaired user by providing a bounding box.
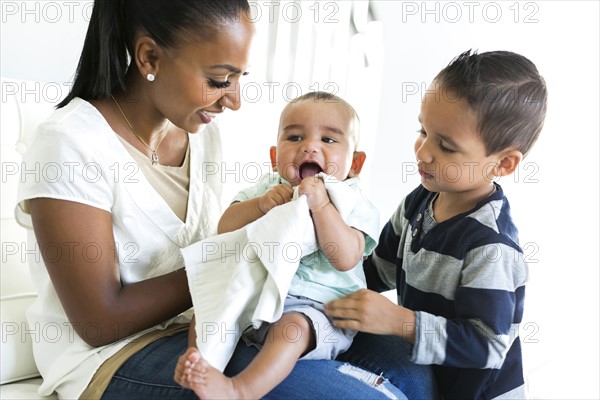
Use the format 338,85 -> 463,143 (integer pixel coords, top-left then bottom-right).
1,78 -> 63,392
0,293 -> 38,384
0,378 -> 57,399
1,79 -> 57,219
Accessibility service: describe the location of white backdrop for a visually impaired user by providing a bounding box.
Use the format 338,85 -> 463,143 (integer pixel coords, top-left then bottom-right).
2,1 -> 599,399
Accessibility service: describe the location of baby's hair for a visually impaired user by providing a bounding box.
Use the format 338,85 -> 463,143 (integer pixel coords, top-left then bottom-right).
287,91 -> 361,147
58,0 -> 250,108
434,49 -> 547,156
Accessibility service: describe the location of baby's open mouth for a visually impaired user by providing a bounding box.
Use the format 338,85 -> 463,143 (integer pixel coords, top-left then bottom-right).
299,162 -> 323,179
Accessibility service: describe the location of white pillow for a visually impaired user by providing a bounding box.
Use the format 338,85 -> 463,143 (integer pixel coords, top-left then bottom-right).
1,77 -> 59,385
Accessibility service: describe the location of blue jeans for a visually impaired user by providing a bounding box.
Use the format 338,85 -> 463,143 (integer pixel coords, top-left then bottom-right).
102,331 -> 436,399
339,332 -> 439,400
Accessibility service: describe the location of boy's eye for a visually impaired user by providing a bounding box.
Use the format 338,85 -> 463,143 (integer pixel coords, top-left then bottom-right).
208,79 -> 231,89
288,135 -> 302,142
439,142 -> 456,153
322,137 -> 336,144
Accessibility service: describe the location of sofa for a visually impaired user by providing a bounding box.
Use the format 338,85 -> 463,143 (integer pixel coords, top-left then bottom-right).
1,78 -> 59,399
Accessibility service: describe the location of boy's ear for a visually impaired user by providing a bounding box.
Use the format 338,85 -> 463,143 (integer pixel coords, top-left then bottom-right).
349,151 -> 366,177
269,146 -> 277,171
494,149 -> 523,177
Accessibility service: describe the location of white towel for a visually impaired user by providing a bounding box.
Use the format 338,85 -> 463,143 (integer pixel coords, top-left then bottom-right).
181,174 -> 358,371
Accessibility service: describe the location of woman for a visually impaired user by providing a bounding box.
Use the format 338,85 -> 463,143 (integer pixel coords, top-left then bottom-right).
17,1 -> 435,398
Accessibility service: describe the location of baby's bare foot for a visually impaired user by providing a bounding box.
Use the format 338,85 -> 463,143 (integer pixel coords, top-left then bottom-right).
187,357 -> 244,400
174,347 -> 202,389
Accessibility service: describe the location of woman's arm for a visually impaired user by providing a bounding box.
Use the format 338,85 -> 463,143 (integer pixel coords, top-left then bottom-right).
217,184 -> 293,233
29,198 -> 192,347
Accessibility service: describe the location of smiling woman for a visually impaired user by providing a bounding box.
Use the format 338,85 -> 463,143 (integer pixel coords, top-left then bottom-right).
14,0 -> 256,399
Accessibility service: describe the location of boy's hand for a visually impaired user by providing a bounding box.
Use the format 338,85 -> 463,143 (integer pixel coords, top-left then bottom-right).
258,184 -> 293,214
298,176 -> 331,212
325,289 -> 416,342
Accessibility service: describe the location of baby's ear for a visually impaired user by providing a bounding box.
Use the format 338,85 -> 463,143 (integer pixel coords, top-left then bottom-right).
349,151 -> 366,177
494,149 -> 523,177
269,146 -> 277,171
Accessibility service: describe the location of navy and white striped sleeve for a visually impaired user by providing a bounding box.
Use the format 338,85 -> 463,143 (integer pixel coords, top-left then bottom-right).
364,200 -> 406,292
412,240 -> 528,369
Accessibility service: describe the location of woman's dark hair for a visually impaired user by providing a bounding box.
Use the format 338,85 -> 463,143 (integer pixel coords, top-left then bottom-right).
434,49 -> 547,156
58,0 -> 250,108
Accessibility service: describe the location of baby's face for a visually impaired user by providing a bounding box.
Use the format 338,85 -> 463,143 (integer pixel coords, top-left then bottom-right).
274,100 -> 357,186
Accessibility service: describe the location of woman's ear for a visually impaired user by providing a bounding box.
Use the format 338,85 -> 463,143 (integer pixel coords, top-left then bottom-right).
349,151 -> 366,177
134,35 -> 160,80
494,149 -> 523,177
269,146 -> 278,171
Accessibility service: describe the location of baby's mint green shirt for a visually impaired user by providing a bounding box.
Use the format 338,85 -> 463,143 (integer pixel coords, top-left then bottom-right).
231,172 -> 379,303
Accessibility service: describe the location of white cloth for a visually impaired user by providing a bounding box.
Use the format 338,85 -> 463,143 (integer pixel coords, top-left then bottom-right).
181,174 -> 361,372
15,98 -> 223,399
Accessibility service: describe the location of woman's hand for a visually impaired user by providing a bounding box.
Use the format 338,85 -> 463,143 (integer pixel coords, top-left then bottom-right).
258,184 -> 294,214
325,289 -> 417,343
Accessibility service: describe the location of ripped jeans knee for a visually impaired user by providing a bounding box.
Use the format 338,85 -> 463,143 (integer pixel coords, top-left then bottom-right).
337,363 -> 408,400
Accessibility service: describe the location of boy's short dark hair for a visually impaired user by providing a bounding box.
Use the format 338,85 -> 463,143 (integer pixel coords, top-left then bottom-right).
434,49 -> 547,156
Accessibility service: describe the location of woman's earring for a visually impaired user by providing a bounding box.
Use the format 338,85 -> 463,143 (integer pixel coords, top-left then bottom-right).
146,73 -> 155,82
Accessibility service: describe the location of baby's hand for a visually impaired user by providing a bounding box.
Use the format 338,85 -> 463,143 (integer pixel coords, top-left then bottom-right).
298,177 -> 331,212
258,184 -> 293,214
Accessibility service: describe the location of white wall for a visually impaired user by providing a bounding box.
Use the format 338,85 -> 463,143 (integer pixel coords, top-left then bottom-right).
0,0 -> 91,83
369,1 -> 600,399
1,0 -> 383,205
2,1 -> 599,398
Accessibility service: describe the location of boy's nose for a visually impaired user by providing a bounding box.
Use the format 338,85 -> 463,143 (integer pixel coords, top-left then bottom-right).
414,140 -> 433,163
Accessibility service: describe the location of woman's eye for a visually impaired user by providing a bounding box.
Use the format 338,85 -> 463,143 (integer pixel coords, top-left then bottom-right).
208,79 -> 231,89
417,128 -> 426,137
